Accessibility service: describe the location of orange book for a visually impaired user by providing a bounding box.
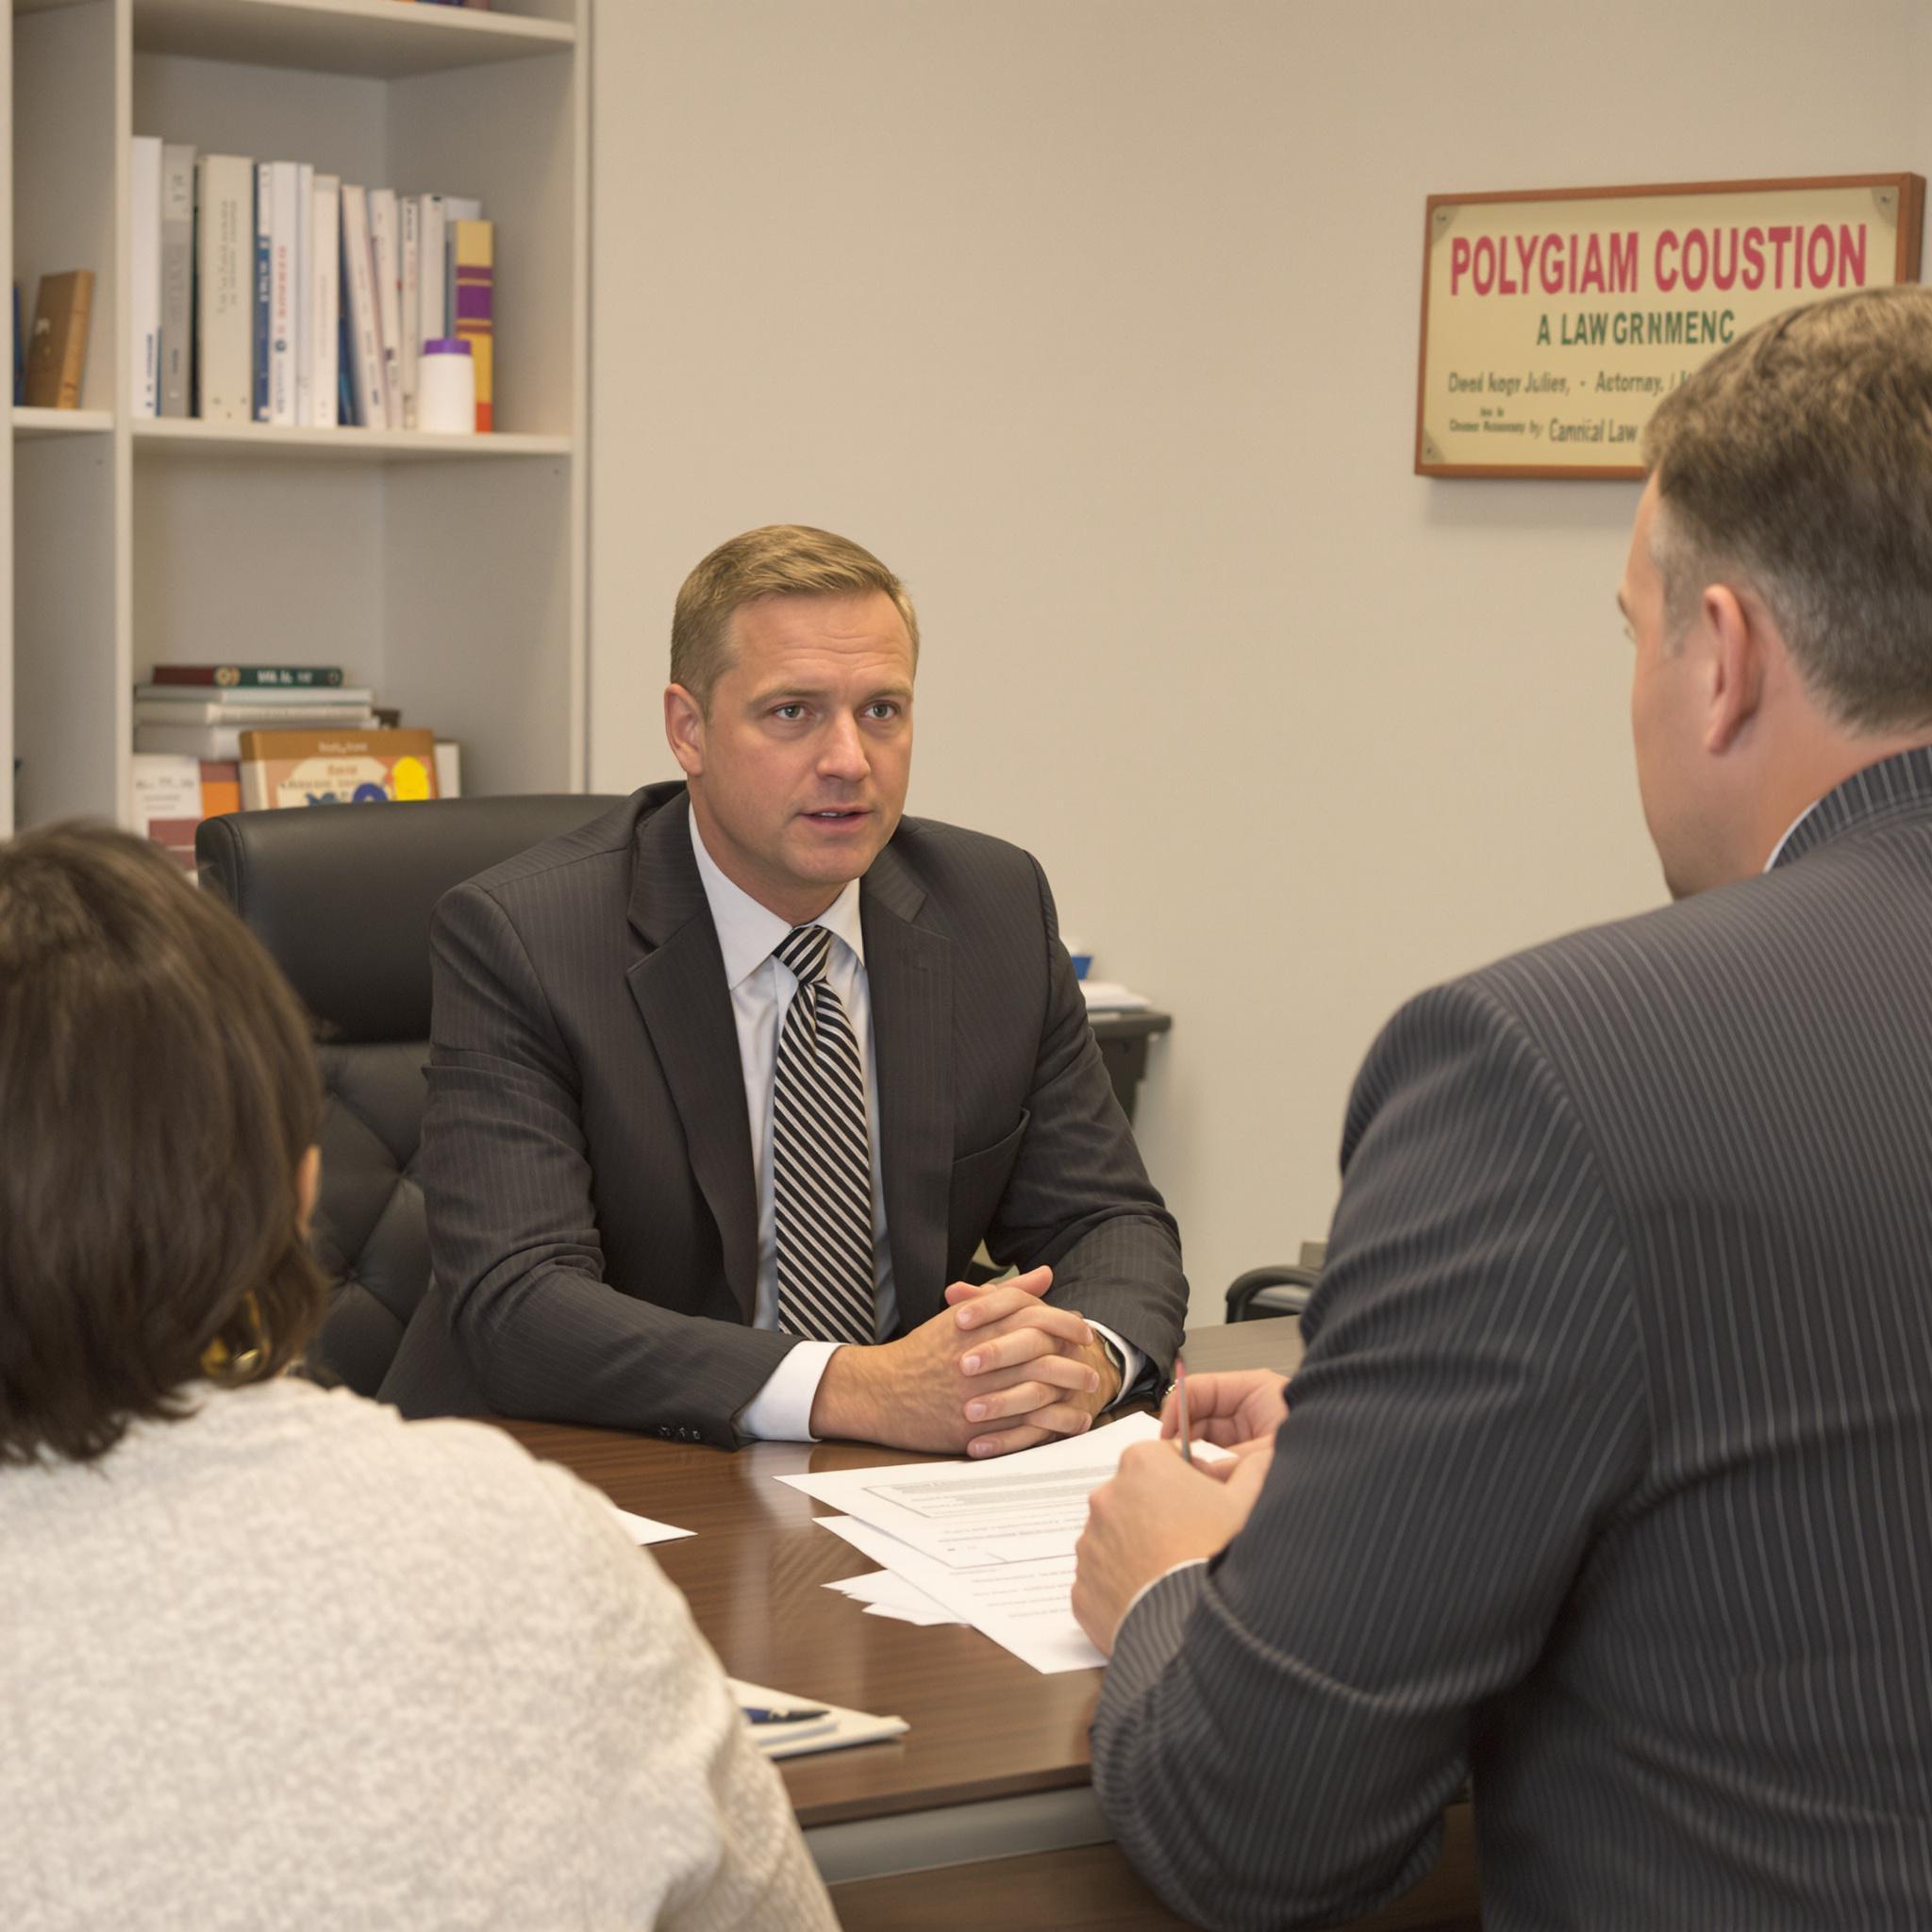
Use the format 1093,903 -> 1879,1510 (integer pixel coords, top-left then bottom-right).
238,727 -> 439,810
198,759 -> 242,819
452,218 -> 493,431
25,270 -> 94,408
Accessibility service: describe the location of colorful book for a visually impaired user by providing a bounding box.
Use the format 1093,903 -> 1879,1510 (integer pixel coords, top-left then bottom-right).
239,726 -> 440,809
131,136 -> 163,418
24,271 -> 94,409
158,144 -> 195,417
452,217 -> 493,431
151,664 -> 346,688
268,159 -> 300,425
253,160 -> 272,419
442,194 -> 481,329
129,753 -> 205,873
293,159 -> 316,425
199,759 -> 242,820
195,155 -> 255,423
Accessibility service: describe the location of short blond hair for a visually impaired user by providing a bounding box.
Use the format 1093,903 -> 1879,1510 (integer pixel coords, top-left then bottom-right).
670,525 -> 920,708
1641,286 -> 1932,730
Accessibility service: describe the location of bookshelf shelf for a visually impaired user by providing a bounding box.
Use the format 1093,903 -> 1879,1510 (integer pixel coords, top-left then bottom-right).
4,0 -> 590,839
132,420 -> 573,463
128,0 -> 574,81
13,407 -> 115,437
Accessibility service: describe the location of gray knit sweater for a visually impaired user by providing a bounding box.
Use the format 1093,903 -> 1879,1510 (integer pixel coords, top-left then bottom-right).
0,1377 -> 836,1930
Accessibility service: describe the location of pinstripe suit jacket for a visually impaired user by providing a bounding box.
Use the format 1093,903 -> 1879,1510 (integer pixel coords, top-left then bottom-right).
379,783 -> 1184,1444
1094,749 -> 1932,1931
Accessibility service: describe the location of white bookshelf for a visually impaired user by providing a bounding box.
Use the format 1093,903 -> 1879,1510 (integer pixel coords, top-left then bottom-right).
5,0 -> 590,838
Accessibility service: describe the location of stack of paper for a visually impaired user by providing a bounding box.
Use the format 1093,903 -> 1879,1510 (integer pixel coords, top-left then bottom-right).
824,1569 -> 963,1627
1079,979 -> 1153,1011
781,1413 -> 1216,1674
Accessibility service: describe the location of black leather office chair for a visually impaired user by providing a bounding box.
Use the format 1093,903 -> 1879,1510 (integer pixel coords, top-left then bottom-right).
197,794 -> 625,1395
1224,1240 -> 1326,1322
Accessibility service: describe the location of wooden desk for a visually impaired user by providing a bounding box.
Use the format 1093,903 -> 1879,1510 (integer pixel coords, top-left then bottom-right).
500,1321 -> 1480,1931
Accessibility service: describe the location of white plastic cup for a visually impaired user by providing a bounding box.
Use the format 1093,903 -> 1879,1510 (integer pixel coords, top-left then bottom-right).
418,339 -> 476,434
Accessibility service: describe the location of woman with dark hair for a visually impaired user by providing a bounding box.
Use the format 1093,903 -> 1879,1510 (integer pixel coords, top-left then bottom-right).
0,825 -> 835,1930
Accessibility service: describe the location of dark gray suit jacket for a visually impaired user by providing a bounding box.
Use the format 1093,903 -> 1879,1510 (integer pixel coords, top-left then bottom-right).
381,783 -> 1185,1443
1094,749 -> 1932,1931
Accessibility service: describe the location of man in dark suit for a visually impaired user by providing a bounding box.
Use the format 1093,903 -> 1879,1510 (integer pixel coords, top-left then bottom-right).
1072,287 -> 1932,1927
382,525 -> 1185,1451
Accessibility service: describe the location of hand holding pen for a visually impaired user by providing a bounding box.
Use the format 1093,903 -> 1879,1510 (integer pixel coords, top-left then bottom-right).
1158,1365 -> 1291,1457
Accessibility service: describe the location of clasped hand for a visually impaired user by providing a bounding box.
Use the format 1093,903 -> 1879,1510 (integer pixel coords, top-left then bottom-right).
808,1266 -> 1119,1457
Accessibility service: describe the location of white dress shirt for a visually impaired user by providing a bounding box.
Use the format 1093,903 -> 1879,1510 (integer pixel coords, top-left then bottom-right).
689,816 -> 1139,1440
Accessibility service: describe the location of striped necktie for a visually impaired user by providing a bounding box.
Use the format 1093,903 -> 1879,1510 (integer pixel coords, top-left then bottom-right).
771,923 -> 877,1345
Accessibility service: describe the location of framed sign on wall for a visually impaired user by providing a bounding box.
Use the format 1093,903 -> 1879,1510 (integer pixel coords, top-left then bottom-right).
1415,175 -> 1924,480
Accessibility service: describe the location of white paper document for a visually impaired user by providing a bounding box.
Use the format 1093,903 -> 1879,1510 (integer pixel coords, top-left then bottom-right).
604,1501 -> 694,1547
778,1412 -> 1177,1565
825,1569 -> 964,1626
821,1514 -> 1104,1673
785,1414 -> 1224,1674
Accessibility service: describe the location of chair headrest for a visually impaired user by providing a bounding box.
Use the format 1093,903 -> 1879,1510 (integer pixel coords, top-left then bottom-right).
197,795 -> 625,1041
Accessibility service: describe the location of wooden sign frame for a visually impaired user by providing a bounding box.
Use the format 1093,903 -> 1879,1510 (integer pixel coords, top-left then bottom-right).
1415,174 -> 1924,481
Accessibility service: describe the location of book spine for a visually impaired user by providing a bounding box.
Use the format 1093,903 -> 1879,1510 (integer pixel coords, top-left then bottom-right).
400,194 -> 421,429
419,195 -> 447,346
199,760 -> 242,820
293,160 -> 315,426
158,144 -> 195,418
136,680 -> 372,704
130,137 -> 164,419
338,185 -> 387,429
56,274 -> 93,408
268,159 -> 299,425
368,188 -> 403,429
253,161 -> 272,420
195,156 -> 254,424
311,175 -> 341,427
134,700 -> 375,728
150,665 -> 345,687
453,218 -> 494,433
442,197 -> 481,331
134,722 -> 248,760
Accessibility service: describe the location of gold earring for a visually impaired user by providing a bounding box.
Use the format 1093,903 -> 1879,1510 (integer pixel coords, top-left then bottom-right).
200,1292 -> 268,1382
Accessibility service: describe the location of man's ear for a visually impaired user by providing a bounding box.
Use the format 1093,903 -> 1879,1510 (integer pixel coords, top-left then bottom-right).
1700,582 -> 1768,756
663,683 -> 706,778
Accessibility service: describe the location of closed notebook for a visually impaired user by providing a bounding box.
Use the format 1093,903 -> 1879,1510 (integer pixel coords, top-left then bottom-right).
726,1678 -> 908,1760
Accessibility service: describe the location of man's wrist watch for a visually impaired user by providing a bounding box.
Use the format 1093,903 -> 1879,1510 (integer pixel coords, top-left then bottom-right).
1093,1331 -> 1126,1401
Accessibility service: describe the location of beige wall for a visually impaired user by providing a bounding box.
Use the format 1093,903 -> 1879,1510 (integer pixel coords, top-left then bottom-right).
591,0 -> 1927,1317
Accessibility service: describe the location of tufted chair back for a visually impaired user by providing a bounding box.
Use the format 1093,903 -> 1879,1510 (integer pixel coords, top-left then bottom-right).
197,794 -> 625,1394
